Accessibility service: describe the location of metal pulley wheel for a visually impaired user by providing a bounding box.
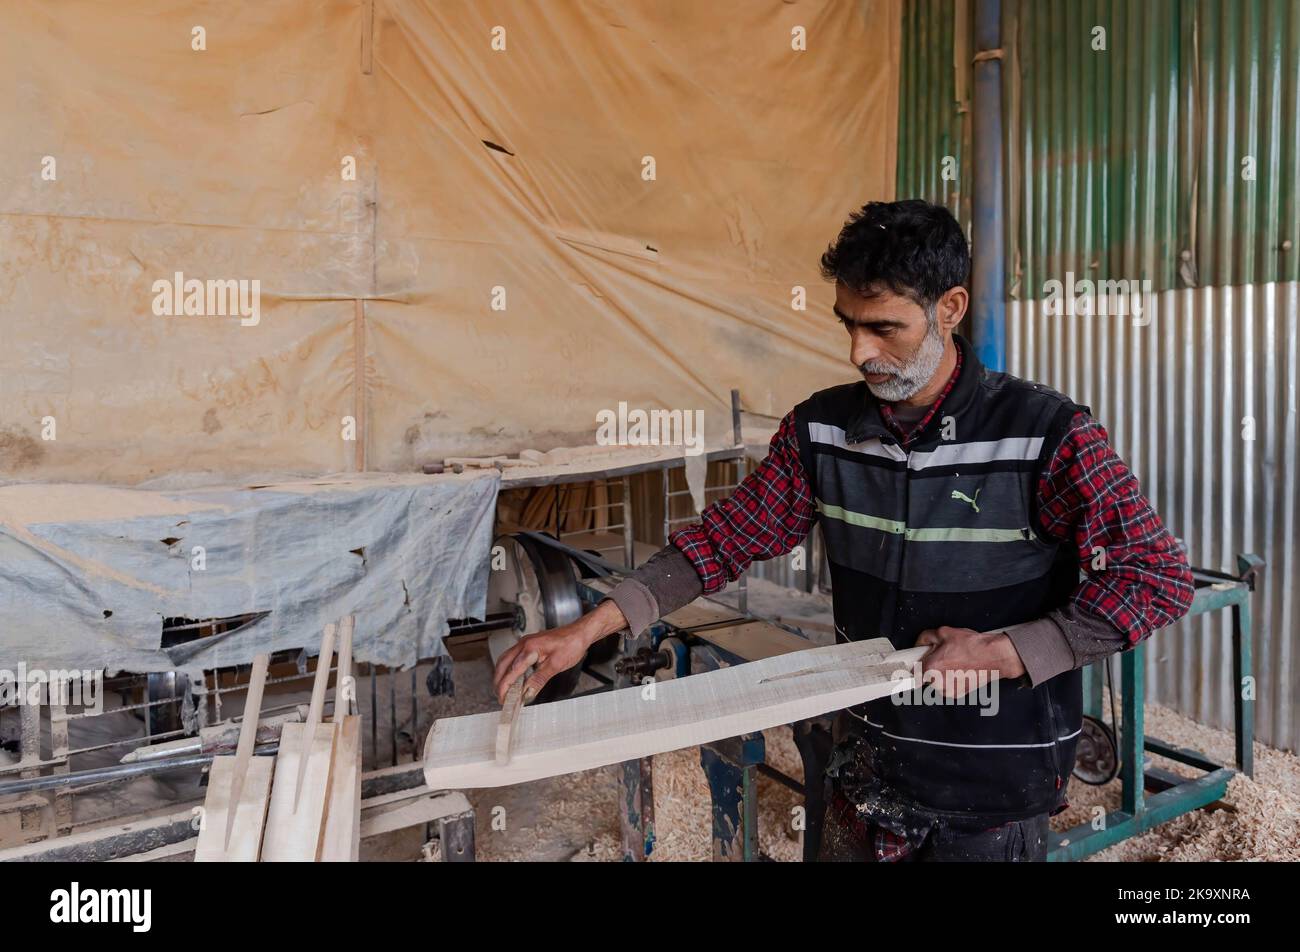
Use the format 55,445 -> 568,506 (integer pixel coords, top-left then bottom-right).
1072,714 -> 1119,785
484,533 -> 586,702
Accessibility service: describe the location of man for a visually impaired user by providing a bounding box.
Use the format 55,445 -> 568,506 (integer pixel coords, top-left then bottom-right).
494,200 -> 1194,862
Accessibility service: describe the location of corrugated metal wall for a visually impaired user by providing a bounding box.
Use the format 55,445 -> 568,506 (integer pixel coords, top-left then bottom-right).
899,0 -> 1300,752
902,0 -> 1300,288
897,0 -> 973,230
1011,286 -> 1299,753
1008,0 -> 1300,293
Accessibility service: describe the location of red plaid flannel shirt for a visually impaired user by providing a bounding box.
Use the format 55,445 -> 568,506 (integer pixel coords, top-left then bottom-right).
670,353 -> 1195,647
672,355 -> 1193,860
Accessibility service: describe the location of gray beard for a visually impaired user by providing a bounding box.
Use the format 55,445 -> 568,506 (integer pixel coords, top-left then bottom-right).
859,325 -> 946,402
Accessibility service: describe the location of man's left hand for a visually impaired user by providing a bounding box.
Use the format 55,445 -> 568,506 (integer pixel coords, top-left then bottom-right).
914,626 -> 1027,698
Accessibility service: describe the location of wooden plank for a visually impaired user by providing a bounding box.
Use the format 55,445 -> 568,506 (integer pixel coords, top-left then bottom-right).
261,722 -> 336,862
193,653 -> 272,861
0,805 -> 201,863
334,615 -> 355,721
223,653 -> 269,848
660,597 -> 746,631
320,714 -> 362,862
498,445 -> 745,490
14,700 -> 43,841
358,787 -> 434,812
49,701 -> 72,836
295,624 -> 337,811
303,623 -> 337,733
193,756 -> 274,862
693,621 -> 811,661
318,615 -> 359,861
359,791 -> 472,840
773,615 -> 836,634
424,639 -> 926,789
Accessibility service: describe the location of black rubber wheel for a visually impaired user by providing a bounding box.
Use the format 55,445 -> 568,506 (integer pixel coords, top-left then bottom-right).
489,533 -> 587,703
1072,714 -> 1119,785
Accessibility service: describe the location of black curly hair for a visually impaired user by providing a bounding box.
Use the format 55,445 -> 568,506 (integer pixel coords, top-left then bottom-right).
819,200 -> 970,312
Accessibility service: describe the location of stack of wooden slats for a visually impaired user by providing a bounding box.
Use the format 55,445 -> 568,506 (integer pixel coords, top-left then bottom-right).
194,616 -> 363,862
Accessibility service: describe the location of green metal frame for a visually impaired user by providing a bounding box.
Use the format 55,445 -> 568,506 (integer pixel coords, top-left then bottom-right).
1049,553 -> 1261,861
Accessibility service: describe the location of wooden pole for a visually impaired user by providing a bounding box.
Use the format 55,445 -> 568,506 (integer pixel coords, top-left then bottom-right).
224,653 -> 270,848
295,624 -> 337,811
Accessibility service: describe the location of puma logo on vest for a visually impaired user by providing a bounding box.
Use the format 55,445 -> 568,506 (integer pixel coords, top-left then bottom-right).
950,488 -> 981,513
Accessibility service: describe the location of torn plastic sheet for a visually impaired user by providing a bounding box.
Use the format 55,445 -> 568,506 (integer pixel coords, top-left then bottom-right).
0,472 -> 499,678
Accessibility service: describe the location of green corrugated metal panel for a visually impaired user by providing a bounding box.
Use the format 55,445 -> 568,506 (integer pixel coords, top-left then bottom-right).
896,0 -> 973,234
898,0 -> 1300,293
1010,0 -> 1184,295
1195,0 -> 1300,288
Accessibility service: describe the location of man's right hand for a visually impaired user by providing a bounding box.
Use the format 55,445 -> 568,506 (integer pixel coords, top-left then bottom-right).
492,599 -> 629,704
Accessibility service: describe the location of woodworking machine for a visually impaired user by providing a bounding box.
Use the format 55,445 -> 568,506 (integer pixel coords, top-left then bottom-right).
485,531 -> 835,861
484,531 -> 1264,863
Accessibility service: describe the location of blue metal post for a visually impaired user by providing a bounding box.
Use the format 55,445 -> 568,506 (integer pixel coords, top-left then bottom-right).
971,0 -> 1006,370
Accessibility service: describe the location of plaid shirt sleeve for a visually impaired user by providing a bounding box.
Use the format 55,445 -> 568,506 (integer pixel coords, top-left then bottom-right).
1038,412 -> 1195,645
669,411 -> 815,594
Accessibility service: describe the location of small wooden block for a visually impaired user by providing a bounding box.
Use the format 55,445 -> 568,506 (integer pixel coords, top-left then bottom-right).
262,722 -> 337,862
496,676 -> 526,765
359,791 -> 473,840
444,456 -> 508,468
194,756 -> 274,862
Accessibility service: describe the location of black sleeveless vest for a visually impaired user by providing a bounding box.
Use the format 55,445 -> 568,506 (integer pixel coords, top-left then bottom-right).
793,335 -> 1085,821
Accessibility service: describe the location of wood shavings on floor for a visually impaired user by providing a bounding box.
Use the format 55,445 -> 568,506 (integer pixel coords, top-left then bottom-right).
566,728 -> 806,862
1050,692 -> 1300,861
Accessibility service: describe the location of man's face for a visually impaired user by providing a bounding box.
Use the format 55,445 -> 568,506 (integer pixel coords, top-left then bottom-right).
834,284 -> 946,402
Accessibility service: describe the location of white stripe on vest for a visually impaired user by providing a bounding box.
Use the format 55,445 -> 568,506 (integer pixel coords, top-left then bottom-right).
807,422 -> 1043,470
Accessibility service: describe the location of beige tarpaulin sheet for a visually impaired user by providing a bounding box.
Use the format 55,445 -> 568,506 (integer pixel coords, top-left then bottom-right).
1,0 -> 899,486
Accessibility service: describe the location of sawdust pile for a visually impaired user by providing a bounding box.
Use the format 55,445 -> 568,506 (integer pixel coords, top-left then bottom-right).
568,728 -> 807,862
472,768 -> 623,862
1050,693 -> 1300,861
